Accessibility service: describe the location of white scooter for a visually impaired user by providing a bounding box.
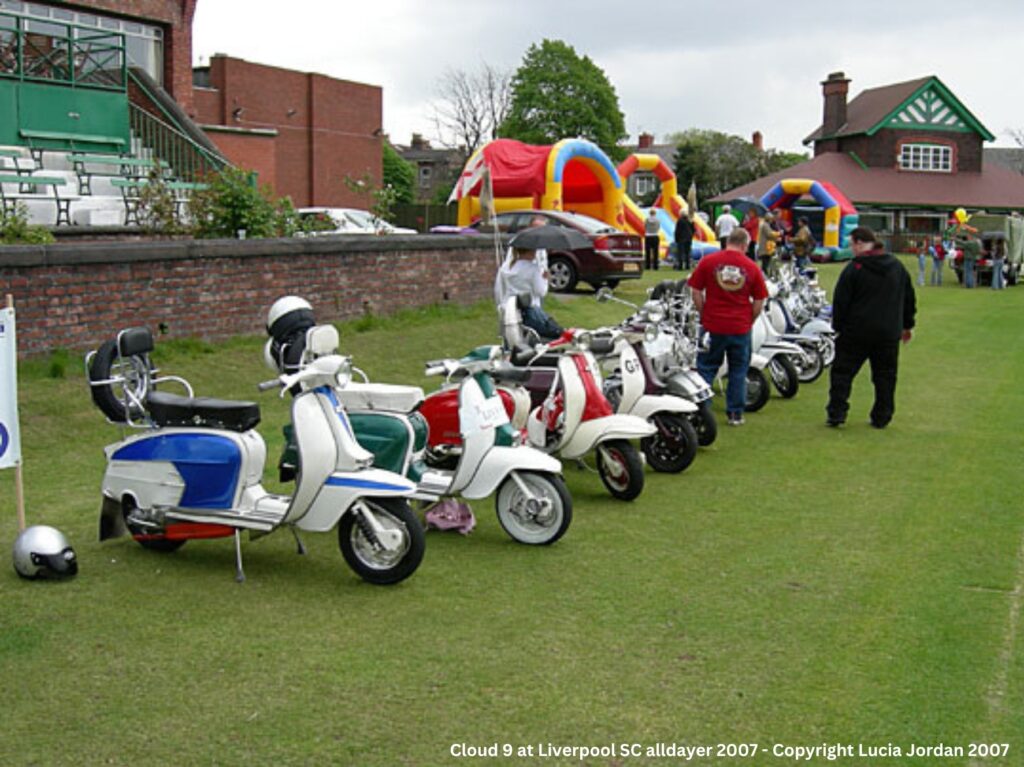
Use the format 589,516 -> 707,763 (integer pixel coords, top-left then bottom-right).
499,296 -> 656,501
87,325 -> 425,585
750,308 -> 805,400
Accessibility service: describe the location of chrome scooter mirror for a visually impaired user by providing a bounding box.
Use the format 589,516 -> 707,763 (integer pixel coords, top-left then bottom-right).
595,286 -> 613,303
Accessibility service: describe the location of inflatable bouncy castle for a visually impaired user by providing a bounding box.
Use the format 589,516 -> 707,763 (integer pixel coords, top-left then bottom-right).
760,179 -> 859,253
450,138 -> 716,250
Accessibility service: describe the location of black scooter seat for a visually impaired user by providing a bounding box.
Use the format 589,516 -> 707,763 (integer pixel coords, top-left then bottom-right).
510,343 -> 562,368
147,391 -> 261,432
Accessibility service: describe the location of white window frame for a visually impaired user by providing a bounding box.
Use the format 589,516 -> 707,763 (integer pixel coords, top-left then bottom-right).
634,175 -> 654,196
898,143 -> 952,173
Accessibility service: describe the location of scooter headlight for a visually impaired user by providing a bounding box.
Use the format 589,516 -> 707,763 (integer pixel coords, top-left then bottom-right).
335,357 -> 353,389
575,331 -> 592,351
642,300 -> 665,324
643,324 -> 659,344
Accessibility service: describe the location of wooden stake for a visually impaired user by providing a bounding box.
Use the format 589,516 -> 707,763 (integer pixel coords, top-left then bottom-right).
6,294 -> 25,532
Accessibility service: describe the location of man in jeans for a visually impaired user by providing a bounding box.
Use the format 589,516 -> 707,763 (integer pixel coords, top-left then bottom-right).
688,228 -> 768,426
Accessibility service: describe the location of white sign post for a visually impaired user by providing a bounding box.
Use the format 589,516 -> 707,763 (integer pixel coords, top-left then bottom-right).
1,294 -> 25,531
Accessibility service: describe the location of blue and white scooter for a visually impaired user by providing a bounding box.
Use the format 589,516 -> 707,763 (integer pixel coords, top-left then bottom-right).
87,325 -> 425,585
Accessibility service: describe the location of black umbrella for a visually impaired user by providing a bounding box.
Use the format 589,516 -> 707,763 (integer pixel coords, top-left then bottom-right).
728,195 -> 769,217
509,224 -> 591,251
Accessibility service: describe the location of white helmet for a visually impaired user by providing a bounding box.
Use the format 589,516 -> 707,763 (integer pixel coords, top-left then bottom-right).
266,296 -> 313,334
12,525 -> 78,580
266,297 -> 316,375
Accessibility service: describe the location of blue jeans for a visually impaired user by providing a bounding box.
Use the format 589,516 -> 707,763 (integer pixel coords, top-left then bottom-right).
992,258 -> 1005,289
964,258 -> 976,288
522,305 -> 563,341
930,258 -> 942,286
696,332 -> 751,416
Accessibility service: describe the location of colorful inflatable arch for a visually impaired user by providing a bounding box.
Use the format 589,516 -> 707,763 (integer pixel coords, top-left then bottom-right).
617,154 -> 717,244
454,138 -> 626,228
760,179 -> 859,251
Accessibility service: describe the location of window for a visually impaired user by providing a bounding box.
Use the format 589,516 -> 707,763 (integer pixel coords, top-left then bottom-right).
418,165 -> 432,187
898,143 -> 952,173
635,175 -> 654,196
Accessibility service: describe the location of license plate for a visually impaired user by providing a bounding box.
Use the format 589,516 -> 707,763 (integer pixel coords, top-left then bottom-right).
623,263 -> 640,272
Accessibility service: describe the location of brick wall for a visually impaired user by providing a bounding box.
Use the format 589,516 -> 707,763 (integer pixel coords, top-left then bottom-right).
201,126 -> 279,190
193,55 -> 382,208
0,236 -> 497,356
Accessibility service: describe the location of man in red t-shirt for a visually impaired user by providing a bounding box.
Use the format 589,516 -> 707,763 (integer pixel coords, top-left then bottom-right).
688,228 -> 768,426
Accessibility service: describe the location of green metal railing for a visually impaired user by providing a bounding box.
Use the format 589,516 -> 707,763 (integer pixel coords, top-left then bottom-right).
129,103 -> 228,182
0,10 -> 126,90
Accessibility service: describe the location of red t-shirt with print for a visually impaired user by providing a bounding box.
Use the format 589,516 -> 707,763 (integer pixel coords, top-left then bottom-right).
688,248 -> 768,335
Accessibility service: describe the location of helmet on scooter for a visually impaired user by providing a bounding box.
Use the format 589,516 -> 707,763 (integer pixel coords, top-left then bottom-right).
12,525 -> 78,580
265,296 -> 316,374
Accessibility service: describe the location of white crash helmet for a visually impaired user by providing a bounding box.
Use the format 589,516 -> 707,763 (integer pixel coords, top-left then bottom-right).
266,296 -> 313,334
265,296 -> 316,374
12,525 -> 78,580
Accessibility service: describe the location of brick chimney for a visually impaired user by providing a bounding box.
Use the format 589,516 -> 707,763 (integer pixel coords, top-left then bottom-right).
638,132 -> 654,149
752,131 -> 763,151
821,71 -> 851,137
411,133 -> 430,150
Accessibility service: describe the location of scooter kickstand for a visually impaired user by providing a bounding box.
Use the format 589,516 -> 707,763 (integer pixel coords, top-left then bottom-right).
233,529 -> 246,583
290,527 -> 307,556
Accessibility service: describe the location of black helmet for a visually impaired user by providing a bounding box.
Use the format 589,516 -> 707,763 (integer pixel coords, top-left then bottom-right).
12,525 -> 78,580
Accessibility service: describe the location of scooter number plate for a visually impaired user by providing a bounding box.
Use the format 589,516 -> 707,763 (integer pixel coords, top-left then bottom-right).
474,396 -> 510,430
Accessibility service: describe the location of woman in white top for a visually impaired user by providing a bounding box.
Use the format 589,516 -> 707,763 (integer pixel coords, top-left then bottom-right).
494,247 -> 563,340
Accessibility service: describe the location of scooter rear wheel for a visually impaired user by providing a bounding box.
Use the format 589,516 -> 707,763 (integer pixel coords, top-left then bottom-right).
123,497 -> 186,553
693,401 -> 717,447
338,498 -> 425,585
596,439 -> 645,501
495,471 -> 572,545
641,412 -> 698,473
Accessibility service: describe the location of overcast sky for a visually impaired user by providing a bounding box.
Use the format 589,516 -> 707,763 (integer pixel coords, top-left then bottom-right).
192,0 -> 1024,154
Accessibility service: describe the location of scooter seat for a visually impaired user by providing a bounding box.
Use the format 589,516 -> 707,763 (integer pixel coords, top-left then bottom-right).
336,382 -> 424,413
509,343 -> 561,368
147,391 -> 261,432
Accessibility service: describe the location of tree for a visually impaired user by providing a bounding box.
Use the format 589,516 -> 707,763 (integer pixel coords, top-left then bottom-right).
382,142 -> 416,204
498,39 -> 627,160
669,129 -> 807,204
432,64 -> 512,157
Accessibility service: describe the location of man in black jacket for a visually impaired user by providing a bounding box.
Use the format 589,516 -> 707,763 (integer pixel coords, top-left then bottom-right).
826,226 -> 917,429
674,212 -> 694,270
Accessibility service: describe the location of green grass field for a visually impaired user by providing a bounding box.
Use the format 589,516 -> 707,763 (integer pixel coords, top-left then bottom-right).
1,261 -> 1021,766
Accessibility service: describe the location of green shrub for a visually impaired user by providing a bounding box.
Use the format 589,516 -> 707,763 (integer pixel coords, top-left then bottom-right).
0,203 -> 55,245
188,167 -> 299,239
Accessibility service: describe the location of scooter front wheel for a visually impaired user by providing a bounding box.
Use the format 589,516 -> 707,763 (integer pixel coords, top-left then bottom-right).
338,498 -> 425,585
768,355 -> 800,399
693,401 -> 717,447
641,412 -> 698,473
745,368 -> 771,412
596,440 -> 645,501
495,472 -> 572,545
793,341 -> 824,384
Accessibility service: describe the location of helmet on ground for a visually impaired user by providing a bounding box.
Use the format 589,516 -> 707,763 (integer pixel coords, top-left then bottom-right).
12,525 -> 78,580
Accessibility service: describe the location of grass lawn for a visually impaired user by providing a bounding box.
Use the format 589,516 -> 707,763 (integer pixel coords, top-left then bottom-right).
1,259 -> 1021,766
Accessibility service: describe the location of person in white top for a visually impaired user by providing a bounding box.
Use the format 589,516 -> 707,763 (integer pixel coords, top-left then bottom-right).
715,204 -> 739,245
494,245 -> 563,340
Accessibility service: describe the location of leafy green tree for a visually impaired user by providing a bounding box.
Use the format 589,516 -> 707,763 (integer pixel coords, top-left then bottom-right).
669,129 -> 808,204
383,142 -> 416,205
499,39 -> 627,160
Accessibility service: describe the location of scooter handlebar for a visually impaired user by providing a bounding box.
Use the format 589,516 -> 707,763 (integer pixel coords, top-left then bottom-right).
257,379 -> 283,392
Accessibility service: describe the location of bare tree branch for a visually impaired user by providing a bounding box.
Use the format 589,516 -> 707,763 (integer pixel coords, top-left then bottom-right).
432,64 -> 512,157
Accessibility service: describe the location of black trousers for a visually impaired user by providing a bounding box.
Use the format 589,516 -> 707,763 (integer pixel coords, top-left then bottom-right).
676,239 -> 692,269
826,335 -> 900,426
644,236 -> 660,270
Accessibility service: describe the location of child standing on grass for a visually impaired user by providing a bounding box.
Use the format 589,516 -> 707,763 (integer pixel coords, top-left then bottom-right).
930,237 -> 944,286
916,240 -> 927,286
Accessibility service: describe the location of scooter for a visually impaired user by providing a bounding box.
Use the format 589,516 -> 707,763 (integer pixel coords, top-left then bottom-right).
598,284 -> 716,446
498,297 -> 656,501
266,299 -> 572,546
87,325 -> 425,585
750,309 -> 804,399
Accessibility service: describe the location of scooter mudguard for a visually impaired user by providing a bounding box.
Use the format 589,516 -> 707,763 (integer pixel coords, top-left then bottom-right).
758,340 -> 806,359
459,445 -> 563,499
561,414 -> 655,460
803,318 -> 833,335
750,352 -> 769,370
296,468 -> 416,532
664,370 -> 713,403
627,393 -> 698,422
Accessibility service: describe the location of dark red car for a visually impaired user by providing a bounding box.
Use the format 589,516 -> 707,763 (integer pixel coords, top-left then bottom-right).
474,209 -> 643,292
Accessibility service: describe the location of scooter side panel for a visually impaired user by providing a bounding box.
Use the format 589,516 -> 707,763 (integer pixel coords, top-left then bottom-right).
459,446 -> 563,499
560,414 -> 655,459
628,393 -> 697,421
285,394 -> 338,524
297,468 -> 415,532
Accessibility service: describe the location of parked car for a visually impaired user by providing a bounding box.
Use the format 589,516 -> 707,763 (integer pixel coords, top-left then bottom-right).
297,207 -> 417,235
951,230 -> 1018,286
468,209 -> 643,292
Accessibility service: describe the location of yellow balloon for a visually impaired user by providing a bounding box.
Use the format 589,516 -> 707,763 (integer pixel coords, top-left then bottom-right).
954,207 -> 970,224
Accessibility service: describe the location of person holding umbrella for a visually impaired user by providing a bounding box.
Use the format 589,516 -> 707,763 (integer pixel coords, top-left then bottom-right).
495,220 -> 571,341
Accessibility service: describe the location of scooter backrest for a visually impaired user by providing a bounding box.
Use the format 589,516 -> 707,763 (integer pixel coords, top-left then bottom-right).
117,327 -> 154,358
305,324 -> 340,359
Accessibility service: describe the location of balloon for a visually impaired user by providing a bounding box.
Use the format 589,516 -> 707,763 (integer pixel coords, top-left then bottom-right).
954,207 -> 970,224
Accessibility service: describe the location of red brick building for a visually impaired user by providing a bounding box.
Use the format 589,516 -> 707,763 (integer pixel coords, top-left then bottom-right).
192,55 -> 383,208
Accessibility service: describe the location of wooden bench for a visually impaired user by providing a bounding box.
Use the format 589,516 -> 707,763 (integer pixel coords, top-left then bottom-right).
68,153 -> 155,195
0,148 -> 37,192
18,129 -> 127,166
0,174 -> 71,225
